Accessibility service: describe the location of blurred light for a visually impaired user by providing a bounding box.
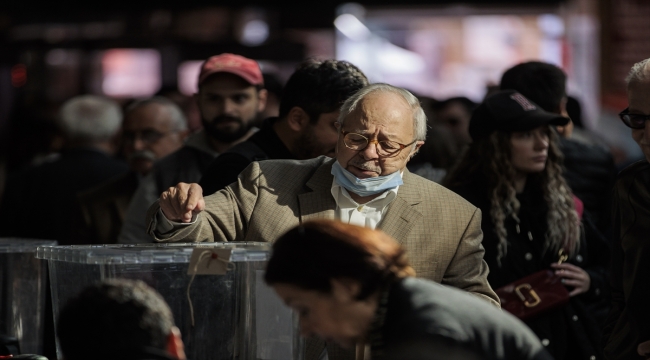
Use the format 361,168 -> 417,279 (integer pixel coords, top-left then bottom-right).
377,41 -> 426,74
102,49 -> 161,97
178,60 -> 203,96
46,49 -> 67,66
241,19 -> 269,46
334,14 -> 371,41
11,64 -> 27,87
538,14 -> 564,37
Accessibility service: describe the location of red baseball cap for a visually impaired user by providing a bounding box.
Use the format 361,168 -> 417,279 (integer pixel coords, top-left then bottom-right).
198,53 -> 264,86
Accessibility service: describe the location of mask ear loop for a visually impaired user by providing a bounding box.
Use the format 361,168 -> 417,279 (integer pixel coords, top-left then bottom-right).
186,250 -> 235,327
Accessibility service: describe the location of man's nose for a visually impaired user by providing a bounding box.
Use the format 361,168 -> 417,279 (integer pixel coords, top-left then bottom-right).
223,98 -> 238,115
133,136 -> 146,151
360,139 -> 380,159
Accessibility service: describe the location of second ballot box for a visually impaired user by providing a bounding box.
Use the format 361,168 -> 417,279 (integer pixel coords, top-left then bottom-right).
36,242 -> 302,360
1,238 -> 57,355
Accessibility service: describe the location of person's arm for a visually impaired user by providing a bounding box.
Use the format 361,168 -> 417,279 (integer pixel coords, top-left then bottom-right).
441,207 -> 500,307
146,161 -> 264,243
118,174 -> 158,244
199,153 -> 253,196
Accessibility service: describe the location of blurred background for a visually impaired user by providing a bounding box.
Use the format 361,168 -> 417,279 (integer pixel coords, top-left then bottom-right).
0,0 -> 647,180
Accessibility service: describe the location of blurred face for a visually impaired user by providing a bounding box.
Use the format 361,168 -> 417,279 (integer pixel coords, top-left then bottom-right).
294,111 -> 340,159
122,103 -> 186,175
273,280 -> 374,349
437,101 -> 472,145
628,81 -> 650,162
195,73 -> 266,143
335,92 -> 423,179
509,126 -> 550,175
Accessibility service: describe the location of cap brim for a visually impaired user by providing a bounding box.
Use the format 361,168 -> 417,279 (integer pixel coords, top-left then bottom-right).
199,68 -> 262,86
502,112 -> 570,133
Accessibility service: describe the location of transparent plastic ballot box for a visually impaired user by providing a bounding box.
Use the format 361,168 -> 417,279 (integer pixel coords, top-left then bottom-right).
36,242 -> 303,360
0,238 -> 58,355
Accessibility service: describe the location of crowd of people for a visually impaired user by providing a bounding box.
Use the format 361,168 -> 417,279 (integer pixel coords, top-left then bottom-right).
1,52 -> 649,360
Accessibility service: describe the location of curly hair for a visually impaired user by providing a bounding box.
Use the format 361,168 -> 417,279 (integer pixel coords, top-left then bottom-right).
444,128 -> 579,265
278,59 -> 369,122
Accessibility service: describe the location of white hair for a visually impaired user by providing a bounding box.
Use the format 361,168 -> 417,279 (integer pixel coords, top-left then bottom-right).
626,58 -> 650,87
125,97 -> 188,131
57,95 -> 122,141
338,83 -> 428,142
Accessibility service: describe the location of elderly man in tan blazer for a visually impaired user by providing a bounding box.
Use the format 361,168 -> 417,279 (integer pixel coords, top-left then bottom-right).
147,83 -> 499,360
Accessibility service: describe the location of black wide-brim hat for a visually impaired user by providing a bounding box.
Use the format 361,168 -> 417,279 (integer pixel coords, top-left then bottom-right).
469,89 -> 570,141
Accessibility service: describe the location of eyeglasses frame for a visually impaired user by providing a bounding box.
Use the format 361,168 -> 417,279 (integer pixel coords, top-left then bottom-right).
339,129 -> 417,157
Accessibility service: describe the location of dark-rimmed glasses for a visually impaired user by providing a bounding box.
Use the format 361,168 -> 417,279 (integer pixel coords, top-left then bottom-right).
340,130 -> 416,157
619,108 -> 650,129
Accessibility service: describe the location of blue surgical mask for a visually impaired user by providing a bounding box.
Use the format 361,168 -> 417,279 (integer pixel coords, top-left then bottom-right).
331,161 -> 403,197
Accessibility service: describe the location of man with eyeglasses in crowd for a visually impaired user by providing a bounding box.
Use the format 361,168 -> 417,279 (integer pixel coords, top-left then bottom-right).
143,83 -> 499,360
604,58 -> 650,360
74,97 -> 188,244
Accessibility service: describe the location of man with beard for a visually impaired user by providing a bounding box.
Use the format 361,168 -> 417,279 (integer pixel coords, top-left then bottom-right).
118,53 -> 266,243
145,83 -> 498,360
199,59 -> 368,195
75,97 -> 187,244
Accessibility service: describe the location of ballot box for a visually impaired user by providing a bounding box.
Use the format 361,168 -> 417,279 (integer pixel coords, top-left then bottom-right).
0,238 -> 57,355
36,242 -> 302,360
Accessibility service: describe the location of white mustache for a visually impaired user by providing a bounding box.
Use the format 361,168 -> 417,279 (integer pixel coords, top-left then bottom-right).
348,159 -> 381,173
128,150 -> 157,162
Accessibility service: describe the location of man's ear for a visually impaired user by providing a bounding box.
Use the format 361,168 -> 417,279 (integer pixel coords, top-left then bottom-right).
286,106 -> 311,132
408,141 -> 425,160
257,89 -> 268,113
166,326 -> 186,360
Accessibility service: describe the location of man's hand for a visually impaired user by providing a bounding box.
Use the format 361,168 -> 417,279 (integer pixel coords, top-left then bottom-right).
159,183 -> 205,223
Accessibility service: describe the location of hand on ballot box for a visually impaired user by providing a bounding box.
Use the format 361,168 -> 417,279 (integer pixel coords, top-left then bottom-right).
160,182 -> 205,223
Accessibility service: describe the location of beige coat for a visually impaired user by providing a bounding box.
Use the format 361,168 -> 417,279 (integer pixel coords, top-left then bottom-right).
146,156 -> 499,360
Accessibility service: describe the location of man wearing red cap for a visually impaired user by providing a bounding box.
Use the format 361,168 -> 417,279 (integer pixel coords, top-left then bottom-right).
118,53 -> 267,244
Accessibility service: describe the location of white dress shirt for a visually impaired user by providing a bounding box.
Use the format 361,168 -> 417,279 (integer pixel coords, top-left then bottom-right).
330,179 -> 399,230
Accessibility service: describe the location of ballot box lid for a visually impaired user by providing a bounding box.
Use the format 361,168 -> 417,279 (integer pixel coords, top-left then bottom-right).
0,238 -> 58,253
35,242 -> 271,264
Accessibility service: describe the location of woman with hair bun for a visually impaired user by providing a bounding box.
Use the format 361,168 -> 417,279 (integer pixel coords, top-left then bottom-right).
444,90 -> 608,360
265,219 -> 552,360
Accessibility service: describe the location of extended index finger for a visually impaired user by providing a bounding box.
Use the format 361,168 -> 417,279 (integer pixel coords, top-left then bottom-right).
183,183 -> 204,212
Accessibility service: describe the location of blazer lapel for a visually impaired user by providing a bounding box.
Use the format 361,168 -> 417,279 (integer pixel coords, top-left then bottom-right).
378,170 -> 423,243
298,158 -> 337,223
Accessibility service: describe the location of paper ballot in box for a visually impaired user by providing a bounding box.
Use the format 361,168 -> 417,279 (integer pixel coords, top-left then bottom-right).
36,242 -> 303,360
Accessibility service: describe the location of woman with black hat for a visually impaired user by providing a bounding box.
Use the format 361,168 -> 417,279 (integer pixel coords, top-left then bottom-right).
444,90 -> 607,360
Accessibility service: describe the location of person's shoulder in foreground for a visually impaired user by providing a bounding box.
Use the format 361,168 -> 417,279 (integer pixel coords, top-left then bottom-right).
378,277 -> 552,360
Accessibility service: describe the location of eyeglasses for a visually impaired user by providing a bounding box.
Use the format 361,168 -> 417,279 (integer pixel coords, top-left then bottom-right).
340,130 -> 416,157
619,108 -> 650,129
123,130 -> 173,144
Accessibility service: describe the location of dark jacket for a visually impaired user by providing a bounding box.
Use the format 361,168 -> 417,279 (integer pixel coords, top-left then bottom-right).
560,137 -> 617,236
371,277 -> 552,360
199,117 -> 294,195
450,179 -> 608,360
75,171 -> 139,244
0,148 -> 128,244
603,160 -> 650,360
153,145 -> 215,196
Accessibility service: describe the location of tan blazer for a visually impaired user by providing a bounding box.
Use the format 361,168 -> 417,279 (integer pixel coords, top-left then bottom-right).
146,156 -> 499,360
